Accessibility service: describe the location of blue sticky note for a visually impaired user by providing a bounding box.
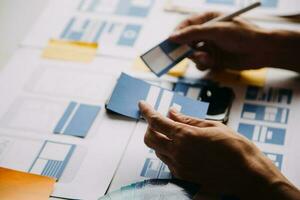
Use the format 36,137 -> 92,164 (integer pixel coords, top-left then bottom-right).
106,73 -> 209,119
54,102 -> 101,137
141,39 -> 193,77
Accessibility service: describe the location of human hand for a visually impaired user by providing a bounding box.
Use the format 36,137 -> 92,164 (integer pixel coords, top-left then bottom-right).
139,101 -> 300,199
169,12 -> 299,71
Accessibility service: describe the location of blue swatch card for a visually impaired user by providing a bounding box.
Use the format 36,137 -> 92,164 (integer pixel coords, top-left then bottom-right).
54,102 -> 101,138
141,39 -> 193,77
106,73 -> 209,119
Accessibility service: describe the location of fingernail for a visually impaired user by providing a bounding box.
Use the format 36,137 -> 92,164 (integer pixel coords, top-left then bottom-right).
169,107 -> 179,113
138,100 -> 146,107
169,31 -> 180,38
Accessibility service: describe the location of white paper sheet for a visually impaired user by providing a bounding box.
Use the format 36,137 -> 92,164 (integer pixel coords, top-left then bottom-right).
2,0 -> 300,199
226,68 -> 300,188
21,0 -> 181,59
0,48 -> 137,200
108,121 -> 170,192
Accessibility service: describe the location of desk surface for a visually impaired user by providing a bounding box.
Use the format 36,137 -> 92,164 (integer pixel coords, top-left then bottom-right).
0,0 -> 49,70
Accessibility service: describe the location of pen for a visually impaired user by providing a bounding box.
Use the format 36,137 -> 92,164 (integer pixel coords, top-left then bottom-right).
194,1 -> 261,48
203,1 -> 261,25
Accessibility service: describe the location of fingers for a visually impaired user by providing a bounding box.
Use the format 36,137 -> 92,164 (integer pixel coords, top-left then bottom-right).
144,127 -> 172,155
155,152 -> 173,166
175,12 -> 221,31
139,101 -> 176,139
168,107 -> 216,128
170,24 -> 223,45
188,51 -> 216,71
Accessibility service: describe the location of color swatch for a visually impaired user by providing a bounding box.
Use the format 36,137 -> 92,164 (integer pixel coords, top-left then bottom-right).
141,39 -> 193,77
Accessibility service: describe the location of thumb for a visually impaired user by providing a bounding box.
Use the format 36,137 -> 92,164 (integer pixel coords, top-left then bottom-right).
168,107 -> 214,128
139,101 -> 176,139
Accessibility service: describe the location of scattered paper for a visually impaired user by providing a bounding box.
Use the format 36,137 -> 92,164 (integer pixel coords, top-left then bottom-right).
0,167 -> 55,200
0,49 -> 137,200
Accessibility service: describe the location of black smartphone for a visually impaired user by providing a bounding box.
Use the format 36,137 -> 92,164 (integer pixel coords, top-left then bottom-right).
173,79 -> 235,123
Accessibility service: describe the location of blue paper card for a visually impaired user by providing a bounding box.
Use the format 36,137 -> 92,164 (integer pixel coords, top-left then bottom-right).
141,39 -> 193,77
106,73 -> 209,119
54,102 -> 101,138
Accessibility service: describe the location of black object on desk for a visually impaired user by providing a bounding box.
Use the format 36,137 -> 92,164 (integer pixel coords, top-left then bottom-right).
173,79 -> 235,123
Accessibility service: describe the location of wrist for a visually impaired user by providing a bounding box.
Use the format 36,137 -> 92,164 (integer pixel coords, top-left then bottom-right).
258,29 -> 300,71
239,147 -> 299,200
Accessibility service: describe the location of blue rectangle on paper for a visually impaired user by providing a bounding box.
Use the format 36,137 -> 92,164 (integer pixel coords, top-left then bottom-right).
64,104 -> 101,137
261,0 -> 278,8
93,21 -> 106,42
106,73 -> 209,119
29,141 -> 76,180
245,86 -> 260,100
264,152 -> 283,170
54,102 -> 77,134
206,0 -> 234,5
238,123 -> 285,145
60,18 -> 91,41
173,82 -> 190,96
117,24 -> 142,47
115,0 -> 154,17
54,102 -> 101,138
245,86 -> 293,104
241,104 -> 289,124
60,17 -> 76,39
171,94 -> 207,119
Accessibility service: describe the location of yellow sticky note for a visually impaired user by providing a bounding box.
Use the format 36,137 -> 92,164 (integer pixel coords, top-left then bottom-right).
239,68 -> 268,86
42,39 -> 98,62
213,68 -> 268,87
0,167 -> 55,200
132,57 -> 189,77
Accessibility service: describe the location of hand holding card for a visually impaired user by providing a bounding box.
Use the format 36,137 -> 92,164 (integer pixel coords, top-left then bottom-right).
140,40 -> 193,77
106,73 -> 208,119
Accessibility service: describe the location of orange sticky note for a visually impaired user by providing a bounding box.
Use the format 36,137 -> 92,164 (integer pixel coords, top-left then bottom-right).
0,167 -> 55,200
42,39 -> 98,62
132,57 -> 189,77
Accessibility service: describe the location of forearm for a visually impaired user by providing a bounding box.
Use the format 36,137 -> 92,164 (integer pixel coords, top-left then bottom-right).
240,150 -> 300,200
269,181 -> 300,200
260,29 -> 300,72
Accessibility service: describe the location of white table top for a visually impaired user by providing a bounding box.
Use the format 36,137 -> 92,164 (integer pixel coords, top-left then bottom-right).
0,0 -> 50,70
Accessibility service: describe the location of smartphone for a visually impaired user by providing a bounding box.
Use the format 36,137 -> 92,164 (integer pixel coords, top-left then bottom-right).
173,79 -> 235,123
